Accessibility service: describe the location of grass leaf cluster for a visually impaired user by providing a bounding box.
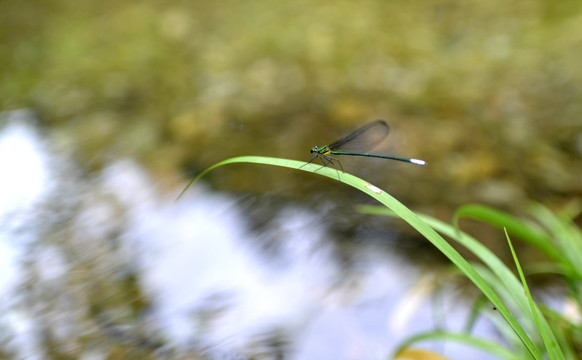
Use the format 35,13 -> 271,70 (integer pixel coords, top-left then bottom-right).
180,156 -> 581,359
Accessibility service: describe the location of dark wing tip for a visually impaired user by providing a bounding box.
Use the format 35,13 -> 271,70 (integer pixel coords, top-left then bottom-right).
372,119 -> 389,134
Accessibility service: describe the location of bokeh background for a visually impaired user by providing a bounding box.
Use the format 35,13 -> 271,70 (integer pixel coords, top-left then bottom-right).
3,0 -> 582,207
1,0 -> 582,359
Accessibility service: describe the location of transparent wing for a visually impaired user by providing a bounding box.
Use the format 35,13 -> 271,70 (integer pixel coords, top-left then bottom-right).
328,120 -> 390,152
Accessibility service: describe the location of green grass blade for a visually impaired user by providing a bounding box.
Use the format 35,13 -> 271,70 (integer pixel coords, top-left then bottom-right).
505,229 -> 565,360
176,156 -> 319,200
179,156 -> 542,359
359,205 -> 552,357
358,205 -> 538,318
394,330 -> 523,360
537,304 -> 580,360
528,203 -> 582,281
454,204 -> 561,261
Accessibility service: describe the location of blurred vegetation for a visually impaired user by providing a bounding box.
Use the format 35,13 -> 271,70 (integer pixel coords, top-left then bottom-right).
2,0 -> 582,211
362,201 -> 582,359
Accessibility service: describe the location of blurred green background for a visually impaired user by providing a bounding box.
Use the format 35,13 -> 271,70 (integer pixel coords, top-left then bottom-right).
2,0 -> 582,210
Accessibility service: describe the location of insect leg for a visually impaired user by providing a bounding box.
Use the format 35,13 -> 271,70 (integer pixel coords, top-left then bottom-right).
324,155 -> 344,173
299,153 -> 319,169
322,155 -> 342,179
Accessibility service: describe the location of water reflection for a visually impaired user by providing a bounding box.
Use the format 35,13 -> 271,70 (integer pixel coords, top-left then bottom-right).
0,111 -> 497,359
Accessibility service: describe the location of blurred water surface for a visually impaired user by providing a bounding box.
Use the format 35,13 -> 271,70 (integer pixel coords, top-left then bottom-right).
0,112 -> 501,359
